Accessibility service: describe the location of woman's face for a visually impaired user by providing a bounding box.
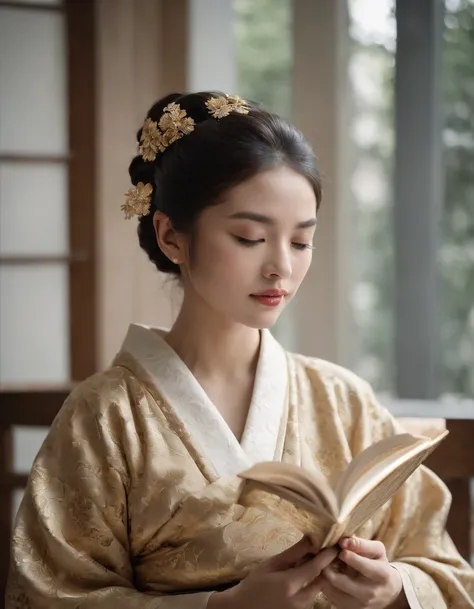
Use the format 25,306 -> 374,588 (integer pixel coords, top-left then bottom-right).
180,164 -> 318,329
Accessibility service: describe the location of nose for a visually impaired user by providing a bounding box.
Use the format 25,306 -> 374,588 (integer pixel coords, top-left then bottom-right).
262,244 -> 292,279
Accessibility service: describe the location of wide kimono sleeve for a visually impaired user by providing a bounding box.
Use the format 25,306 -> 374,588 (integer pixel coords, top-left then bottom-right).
345,376 -> 474,608
5,376 -> 214,609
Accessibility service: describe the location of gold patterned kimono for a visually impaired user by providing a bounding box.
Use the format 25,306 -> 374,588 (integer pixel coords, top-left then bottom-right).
6,324 -> 474,608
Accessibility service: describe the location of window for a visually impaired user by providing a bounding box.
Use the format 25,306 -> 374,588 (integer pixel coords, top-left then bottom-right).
441,0 -> 474,398
235,0 -> 293,119
0,2 -> 70,384
0,0 -> 96,588
348,0 -> 396,393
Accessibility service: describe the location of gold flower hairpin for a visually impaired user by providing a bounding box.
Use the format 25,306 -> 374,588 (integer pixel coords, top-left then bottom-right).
140,119 -> 163,163
123,94 -> 250,218
121,182 -> 153,219
139,95 -> 249,163
205,94 -> 250,119
140,102 -> 196,163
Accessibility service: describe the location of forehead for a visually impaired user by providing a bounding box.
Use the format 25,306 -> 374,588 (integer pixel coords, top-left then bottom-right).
210,165 -> 317,220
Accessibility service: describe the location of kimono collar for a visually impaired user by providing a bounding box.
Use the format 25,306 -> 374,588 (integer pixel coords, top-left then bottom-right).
119,323 -> 289,478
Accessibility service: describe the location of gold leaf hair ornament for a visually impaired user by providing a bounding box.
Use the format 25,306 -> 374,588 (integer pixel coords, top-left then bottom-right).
139,118 -> 164,162
138,95 -> 249,162
139,102 -> 196,163
125,94 -> 250,219
121,182 -> 153,219
205,94 -> 250,119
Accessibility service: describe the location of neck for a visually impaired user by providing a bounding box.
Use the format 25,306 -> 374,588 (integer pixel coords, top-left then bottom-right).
165,297 -> 261,380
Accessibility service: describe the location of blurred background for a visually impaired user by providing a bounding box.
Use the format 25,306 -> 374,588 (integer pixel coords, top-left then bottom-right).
0,0 -> 473,601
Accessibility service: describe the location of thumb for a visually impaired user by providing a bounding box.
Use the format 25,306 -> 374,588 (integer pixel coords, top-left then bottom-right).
340,536 -> 386,560
264,537 -> 313,572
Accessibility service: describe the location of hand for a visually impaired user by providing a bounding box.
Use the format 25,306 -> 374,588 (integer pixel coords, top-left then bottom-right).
320,537 -> 408,609
208,536 -> 338,609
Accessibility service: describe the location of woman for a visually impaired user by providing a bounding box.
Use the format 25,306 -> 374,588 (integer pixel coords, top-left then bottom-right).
6,92 -> 474,608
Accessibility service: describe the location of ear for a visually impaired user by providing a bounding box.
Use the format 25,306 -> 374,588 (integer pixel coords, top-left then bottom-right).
153,211 -> 189,265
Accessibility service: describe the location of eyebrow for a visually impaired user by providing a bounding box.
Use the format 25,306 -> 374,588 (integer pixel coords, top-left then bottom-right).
228,211 -> 317,229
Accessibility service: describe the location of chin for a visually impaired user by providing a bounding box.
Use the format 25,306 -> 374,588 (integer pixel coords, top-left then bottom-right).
239,311 -> 282,330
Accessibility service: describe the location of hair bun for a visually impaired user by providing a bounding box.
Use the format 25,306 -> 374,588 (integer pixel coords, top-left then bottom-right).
128,155 -> 154,187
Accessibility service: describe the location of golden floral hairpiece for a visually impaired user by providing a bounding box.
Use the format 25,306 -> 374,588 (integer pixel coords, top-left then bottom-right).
140,102 -> 196,163
139,94 -> 249,163
121,182 -> 153,219
123,94 -> 250,218
205,94 -> 250,119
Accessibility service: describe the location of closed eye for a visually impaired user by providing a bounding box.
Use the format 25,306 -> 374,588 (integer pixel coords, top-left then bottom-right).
292,243 -> 315,251
234,236 -> 264,246
234,236 -> 315,250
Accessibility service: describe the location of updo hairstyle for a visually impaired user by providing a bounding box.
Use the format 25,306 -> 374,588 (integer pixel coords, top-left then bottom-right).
128,91 -> 322,275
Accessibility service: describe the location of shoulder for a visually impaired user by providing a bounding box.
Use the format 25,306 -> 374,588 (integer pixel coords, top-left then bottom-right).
287,351 -> 398,445
68,364 -> 137,403
53,365 -> 147,435
288,351 -> 373,398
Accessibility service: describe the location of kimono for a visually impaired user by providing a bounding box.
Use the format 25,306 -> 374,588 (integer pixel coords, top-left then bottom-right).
6,323 -> 474,608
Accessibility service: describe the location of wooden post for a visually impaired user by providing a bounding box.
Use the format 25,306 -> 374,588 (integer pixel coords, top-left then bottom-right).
445,478 -> 471,562
424,418 -> 474,562
0,425 -> 13,600
291,0 -> 354,365
394,0 -> 445,398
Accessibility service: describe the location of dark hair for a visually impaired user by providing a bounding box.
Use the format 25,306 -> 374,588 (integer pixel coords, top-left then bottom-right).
129,91 -> 322,275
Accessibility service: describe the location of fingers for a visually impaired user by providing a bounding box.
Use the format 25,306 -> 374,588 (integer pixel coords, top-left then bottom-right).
288,546 -> 338,591
323,561 -> 367,598
321,577 -> 355,607
340,548 -> 387,581
265,536 -> 312,572
339,536 -> 386,560
293,575 -> 325,606
322,545 -> 398,605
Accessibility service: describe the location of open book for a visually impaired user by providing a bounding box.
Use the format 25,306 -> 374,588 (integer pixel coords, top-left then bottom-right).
238,431 -> 448,549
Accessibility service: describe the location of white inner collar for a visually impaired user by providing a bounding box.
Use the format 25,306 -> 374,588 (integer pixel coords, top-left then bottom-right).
120,323 -> 288,477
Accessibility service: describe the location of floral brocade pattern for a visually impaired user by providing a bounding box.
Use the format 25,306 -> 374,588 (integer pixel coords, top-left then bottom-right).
5,327 -> 474,608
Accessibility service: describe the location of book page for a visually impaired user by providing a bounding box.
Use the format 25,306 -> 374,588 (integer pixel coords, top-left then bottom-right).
239,461 -> 339,519
335,433 -> 423,506
337,431 -> 448,524
341,453 -> 429,535
258,483 -> 334,520
239,480 -> 335,547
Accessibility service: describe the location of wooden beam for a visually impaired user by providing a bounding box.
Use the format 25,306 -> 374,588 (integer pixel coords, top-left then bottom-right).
0,254 -> 88,265
0,1 -> 62,11
0,473 -> 29,490
161,0 -> 189,93
445,478 -> 471,563
66,0 -> 98,382
0,154 -> 68,164
0,388 -> 70,426
0,426 -> 12,600
424,420 -> 474,478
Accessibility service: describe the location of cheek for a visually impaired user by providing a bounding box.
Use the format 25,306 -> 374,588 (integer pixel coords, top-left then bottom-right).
293,253 -> 312,284
191,235 -> 252,281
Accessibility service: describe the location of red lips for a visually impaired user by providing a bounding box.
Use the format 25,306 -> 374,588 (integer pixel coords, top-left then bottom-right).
250,289 -> 288,307
252,289 -> 288,297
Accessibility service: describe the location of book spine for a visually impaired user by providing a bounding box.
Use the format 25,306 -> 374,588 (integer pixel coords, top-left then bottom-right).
321,522 -> 346,549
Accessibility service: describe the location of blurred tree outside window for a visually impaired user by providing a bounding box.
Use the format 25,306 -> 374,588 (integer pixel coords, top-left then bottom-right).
234,0 -> 292,119
348,0 -> 396,394
350,0 -> 474,398
442,0 -> 474,398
